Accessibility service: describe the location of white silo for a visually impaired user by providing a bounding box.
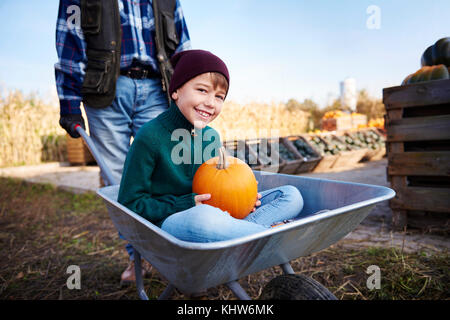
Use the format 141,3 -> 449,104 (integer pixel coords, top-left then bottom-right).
340,78 -> 357,111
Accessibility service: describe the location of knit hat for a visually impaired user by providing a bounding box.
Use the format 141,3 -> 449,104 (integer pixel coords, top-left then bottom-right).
169,50 -> 230,97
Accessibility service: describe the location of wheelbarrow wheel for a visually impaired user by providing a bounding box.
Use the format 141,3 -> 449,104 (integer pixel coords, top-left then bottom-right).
259,274 -> 337,300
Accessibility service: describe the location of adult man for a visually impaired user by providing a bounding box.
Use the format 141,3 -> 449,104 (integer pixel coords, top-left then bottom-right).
54,0 -> 191,283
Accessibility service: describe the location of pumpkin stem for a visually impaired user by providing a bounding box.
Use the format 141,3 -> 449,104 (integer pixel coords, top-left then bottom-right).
217,146 -> 229,170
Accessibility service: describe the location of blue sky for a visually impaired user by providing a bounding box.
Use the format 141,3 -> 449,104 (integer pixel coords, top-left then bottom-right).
0,0 -> 449,107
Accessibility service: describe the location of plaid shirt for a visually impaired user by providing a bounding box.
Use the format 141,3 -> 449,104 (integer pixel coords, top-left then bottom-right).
55,0 -> 191,116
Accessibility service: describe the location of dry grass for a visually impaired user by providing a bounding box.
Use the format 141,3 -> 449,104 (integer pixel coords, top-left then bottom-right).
0,90 -> 67,167
0,90 -> 309,167
214,101 -> 309,141
0,177 -> 448,300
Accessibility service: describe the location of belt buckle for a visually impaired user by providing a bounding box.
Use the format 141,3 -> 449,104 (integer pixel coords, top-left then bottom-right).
141,69 -> 148,79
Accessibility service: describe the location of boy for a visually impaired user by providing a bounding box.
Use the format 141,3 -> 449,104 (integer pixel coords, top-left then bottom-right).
118,50 -> 303,242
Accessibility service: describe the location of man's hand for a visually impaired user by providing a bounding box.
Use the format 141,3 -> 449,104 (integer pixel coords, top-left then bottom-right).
59,114 -> 86,138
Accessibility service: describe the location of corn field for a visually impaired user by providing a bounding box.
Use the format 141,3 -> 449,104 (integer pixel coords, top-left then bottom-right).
0,89 -> 309,167
214,101 -> 309,142
0,90 -> 67,167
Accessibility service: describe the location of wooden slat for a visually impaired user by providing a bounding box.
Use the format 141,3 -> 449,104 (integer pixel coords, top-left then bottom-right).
383,79 -> 450,109
386,114 -> 450,142
388,151 -> 450,176
390,186 -> 450,212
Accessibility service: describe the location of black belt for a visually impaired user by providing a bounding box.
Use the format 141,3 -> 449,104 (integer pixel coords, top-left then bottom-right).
120,66 -> 160,79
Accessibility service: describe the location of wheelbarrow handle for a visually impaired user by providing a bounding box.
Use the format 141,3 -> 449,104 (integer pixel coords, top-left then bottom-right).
75,125 -> 118,186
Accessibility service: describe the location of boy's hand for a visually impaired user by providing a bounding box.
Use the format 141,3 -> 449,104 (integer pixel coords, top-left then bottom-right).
194,193 -> 211,206
251,181 -> 261,212
251,193 -> 262,212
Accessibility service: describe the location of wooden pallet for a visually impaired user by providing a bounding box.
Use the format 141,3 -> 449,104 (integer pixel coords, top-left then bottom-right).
383,79 -> 450,230
66,134 -> 95,165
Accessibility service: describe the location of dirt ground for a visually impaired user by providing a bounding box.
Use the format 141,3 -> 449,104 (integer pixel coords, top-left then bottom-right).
0,160 -> 448,300
1,158 -> 448,254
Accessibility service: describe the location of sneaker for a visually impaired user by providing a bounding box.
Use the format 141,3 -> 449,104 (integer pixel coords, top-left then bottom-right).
271,219 -> 295,228
120,260 -> 151,286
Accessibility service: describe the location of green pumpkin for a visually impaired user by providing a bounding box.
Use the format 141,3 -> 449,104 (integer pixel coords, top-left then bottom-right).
421,37 -> 450,67
402,64 -> 449,85
421,45 -> 433,67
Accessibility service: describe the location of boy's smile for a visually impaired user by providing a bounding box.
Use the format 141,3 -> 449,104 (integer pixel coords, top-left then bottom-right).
171,73 -> 227,129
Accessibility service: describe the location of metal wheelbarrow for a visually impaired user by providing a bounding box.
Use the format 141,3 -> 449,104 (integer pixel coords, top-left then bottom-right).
77,126 -> 395,300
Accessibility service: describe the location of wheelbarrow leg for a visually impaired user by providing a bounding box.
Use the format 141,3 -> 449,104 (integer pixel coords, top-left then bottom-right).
134,250 -> 149,300
158,284 -> 176,300
227,281 -> 251,300
280,262 -> 295,275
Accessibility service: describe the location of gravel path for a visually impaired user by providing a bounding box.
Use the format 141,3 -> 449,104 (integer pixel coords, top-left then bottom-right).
1,159 -> 448,253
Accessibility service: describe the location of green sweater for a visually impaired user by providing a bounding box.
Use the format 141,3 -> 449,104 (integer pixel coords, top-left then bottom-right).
118,102 -> 221,227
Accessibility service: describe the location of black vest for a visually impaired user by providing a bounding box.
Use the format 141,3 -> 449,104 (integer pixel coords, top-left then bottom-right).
80,0 -> 179,108
80,0 -> 121,108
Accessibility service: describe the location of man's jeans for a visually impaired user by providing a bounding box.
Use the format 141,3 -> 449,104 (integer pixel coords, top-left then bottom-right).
85,75 -> 168,260
161,185 -> 304,242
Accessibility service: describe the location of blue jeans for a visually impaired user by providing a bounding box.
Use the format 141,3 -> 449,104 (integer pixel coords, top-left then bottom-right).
85,75 -> 168,260
161,185 -> 304,242
85,75 -> 168,184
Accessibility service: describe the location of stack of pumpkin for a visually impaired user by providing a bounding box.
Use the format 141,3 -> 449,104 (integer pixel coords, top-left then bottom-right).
344,130 -> 384,151
308,135 -> 340,156
321,110 -> 367,132
357,117 -> 384,130
290,137 -> 319,159
402,37 -> 450,85
323,110 -> 346,119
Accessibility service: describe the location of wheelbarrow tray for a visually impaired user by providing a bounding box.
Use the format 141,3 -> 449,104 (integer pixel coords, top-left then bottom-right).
97,171 -> 394,294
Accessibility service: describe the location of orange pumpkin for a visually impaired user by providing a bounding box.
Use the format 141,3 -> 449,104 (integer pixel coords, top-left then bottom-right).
192,146 -> 258,219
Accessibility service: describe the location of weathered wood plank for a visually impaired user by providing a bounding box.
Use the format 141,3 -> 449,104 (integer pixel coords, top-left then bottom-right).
383,79 -> 450,109
388,151 -> 450,176
390,186 -> 450,212
386,114 -> 450,142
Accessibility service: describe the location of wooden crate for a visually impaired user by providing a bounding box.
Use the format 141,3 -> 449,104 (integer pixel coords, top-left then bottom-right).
65,134 -> 95,165
321,116 -> 352,131
383,79 -> 450,230
327,134 -> 368,168
363,129 -> 386,161
342,129 -> 385,162
223,140 -> 259,170
321,114 -> 367,131
281,135 -> 321,174
278,137 -> 305,174
303,134 -> 340,172
351,114 -> 368,128
246,138 -> 285,173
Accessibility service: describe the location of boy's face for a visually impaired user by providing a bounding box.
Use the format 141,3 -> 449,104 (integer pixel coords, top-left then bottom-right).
171,73 -> 226,129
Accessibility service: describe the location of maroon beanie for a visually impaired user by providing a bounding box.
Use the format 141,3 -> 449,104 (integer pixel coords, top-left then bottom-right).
169,50 -> 230,97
